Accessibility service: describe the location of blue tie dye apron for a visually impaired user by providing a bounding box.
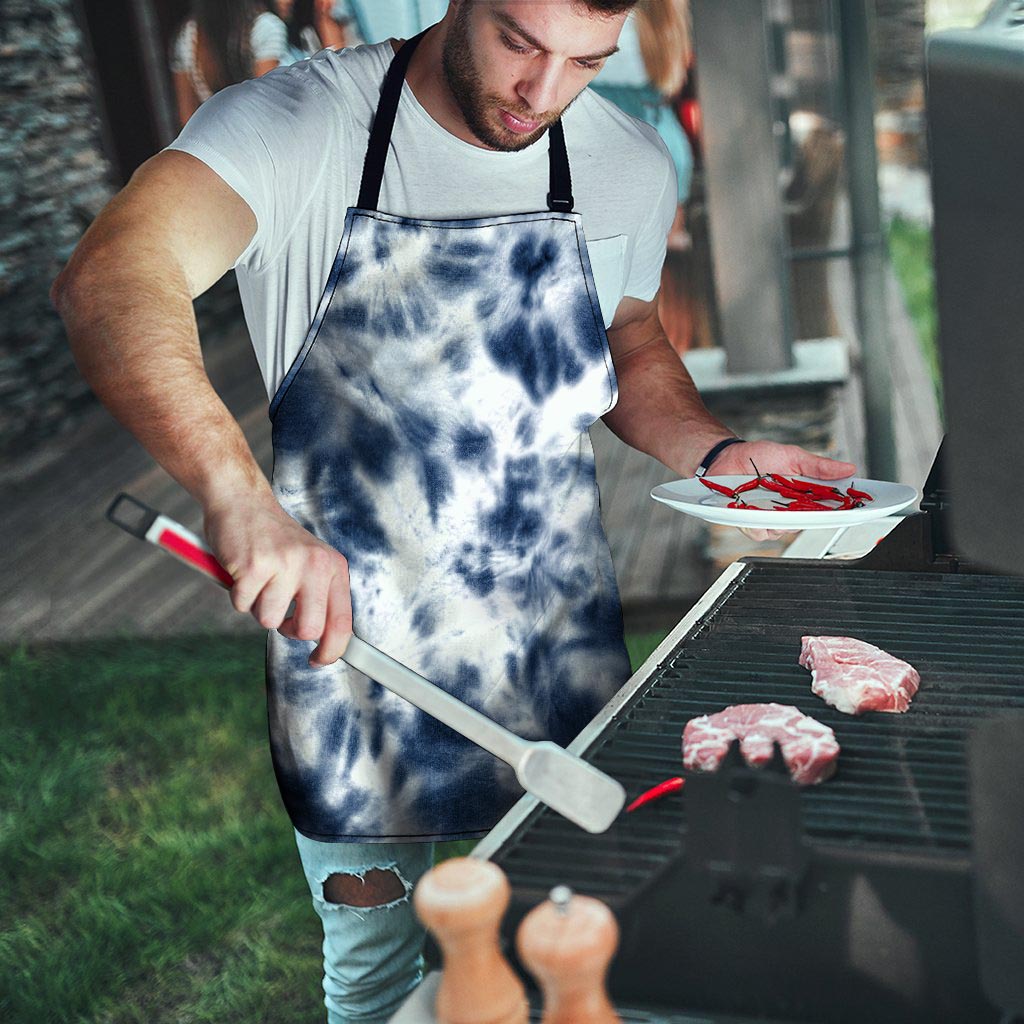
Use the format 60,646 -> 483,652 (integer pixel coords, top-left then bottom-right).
266,30 -> 632,842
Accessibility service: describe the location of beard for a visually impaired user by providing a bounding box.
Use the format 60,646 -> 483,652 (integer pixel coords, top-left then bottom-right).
441,3 -> 563,151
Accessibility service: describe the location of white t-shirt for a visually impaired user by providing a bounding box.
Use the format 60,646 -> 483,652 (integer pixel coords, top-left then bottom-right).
167,40 -> 677,401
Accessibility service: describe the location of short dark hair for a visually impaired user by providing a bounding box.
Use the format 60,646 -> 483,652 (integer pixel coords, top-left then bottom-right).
578,0 -> 639,13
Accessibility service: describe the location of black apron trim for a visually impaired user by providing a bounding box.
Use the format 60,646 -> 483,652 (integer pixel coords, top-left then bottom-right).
356,29 -> 427,213
546,119 -> 574,213
356,28 -> 575,214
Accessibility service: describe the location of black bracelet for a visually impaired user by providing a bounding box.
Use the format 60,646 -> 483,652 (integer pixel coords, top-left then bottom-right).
694,437 -> 745,478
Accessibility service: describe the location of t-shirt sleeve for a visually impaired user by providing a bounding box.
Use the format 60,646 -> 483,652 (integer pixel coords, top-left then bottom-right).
251,12 -> 289,62
164,66 -> 339,273
623,129 -> 678,302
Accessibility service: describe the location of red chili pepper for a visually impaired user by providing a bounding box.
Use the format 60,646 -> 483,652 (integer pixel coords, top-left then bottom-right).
775,498 -> 835,511
772,473 -> 845,498
734,478 -> 762,494
758,478 -> 801,496
761,479 -> 824,502
847,486 -> 873,501
768,473 -> 816,494
626,776 -> 685,813
699,477 -> 737,498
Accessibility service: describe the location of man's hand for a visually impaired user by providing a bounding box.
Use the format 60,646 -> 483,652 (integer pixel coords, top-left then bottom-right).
708,440 -> 857,543
600,294 -> 858,545
203,495 -> 353,667
709,439 -> 855,481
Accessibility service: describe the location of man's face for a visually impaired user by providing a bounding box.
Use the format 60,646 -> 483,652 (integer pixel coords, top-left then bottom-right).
441,1 -> 627,151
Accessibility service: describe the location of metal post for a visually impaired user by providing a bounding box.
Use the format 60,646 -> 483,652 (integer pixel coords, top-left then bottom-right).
837,1 -> 899,480
131,0 -> 178,149
690,0 -> 794,374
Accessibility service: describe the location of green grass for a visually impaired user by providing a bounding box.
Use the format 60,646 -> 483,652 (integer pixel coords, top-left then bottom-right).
0,629 -> 666,1022
1,634 -> 323,1023
887,215 -> 942,408
624,631 -> 670,674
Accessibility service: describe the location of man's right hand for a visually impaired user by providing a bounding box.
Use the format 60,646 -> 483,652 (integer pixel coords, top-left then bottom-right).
203,495 -> 353,667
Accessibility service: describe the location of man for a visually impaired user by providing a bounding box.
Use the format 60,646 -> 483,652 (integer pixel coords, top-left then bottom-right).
51,2 -> 855,1020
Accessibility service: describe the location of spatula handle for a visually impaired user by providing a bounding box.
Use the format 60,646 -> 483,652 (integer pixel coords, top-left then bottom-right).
106,493 -> 528,767
107,493 -> 233,588
342,637 -> 527,766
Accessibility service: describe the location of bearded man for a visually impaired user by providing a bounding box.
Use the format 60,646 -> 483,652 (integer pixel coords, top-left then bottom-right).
51,2 -> 855,1020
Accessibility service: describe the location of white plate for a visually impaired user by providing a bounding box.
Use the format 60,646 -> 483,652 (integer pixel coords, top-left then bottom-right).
650,476 -> 920,530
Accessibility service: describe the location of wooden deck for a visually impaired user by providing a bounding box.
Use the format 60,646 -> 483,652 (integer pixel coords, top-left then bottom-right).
0,324 -> 273,643
1,242 -> 940,645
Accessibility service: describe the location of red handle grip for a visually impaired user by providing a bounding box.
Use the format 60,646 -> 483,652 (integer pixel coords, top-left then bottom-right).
156,525 -> 234,589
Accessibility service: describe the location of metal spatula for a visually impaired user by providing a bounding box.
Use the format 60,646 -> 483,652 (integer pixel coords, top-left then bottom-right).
106,493 -> 626,834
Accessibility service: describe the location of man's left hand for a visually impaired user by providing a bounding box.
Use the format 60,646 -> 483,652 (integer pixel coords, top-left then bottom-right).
706,440 -> 857,543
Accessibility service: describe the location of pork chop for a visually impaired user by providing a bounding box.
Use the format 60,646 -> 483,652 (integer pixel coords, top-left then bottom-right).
799,636 -> 920,716
682,703 -> 840,785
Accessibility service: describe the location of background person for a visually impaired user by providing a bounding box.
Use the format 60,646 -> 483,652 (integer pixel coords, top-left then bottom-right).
340,0 -> 449,45
170,0 -> 289,127
276,0 -> 351,63
591,0 -> 694,209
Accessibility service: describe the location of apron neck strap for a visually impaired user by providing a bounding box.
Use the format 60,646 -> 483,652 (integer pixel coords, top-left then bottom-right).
357,29 -> 575,214
546,120 -> 574,213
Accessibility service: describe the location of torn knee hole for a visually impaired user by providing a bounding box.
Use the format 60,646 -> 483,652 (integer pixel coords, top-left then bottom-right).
323,868 -> 407,908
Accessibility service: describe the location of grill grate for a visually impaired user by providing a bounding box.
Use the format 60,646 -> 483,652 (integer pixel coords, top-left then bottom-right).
493,563 -> 1024,903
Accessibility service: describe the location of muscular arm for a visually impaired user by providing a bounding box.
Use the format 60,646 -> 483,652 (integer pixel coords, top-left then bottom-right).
603,294 -> 734,477
50,149 -> 354,662
50,149 -> 268,513
603,293 -> 857,543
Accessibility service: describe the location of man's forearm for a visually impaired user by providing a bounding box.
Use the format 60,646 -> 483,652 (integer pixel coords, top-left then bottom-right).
602,333 -> 735,478
52,256 -> 273,514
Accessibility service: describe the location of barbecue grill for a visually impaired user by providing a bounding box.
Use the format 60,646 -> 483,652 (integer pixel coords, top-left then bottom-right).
471,449 -> 1024,1022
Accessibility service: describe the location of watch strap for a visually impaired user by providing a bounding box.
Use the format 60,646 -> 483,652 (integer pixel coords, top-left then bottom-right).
695,437 -> 745,478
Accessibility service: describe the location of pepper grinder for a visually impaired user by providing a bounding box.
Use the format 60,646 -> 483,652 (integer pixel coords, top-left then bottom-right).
413,857 -> 528,1024
516,885 -> 621,1024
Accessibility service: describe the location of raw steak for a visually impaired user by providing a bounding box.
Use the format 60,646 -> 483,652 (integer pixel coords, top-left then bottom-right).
682,703 -> 840,786
799,636 -> 920,716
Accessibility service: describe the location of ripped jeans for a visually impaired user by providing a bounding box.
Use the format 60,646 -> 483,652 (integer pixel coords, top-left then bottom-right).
293,829 -> 436,1024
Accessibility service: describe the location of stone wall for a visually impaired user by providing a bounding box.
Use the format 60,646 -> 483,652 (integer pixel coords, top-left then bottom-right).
0,0 -> 116,462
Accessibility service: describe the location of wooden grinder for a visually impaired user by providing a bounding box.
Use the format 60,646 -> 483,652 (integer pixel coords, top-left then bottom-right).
413,857 -> 528,1024
516,885 -> 621,1024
